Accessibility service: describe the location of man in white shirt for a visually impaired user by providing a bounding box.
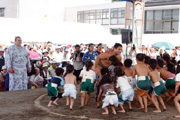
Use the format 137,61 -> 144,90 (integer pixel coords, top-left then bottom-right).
53,46 -> 63,67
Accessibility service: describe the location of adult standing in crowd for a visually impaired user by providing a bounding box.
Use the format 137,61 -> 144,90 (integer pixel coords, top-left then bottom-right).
70,44 -> 84,84
82,43 -> 98,63
95,43 -> 103,56
0,48 -> 5,72
0,66 -> 7,91
5,36 -> 31,91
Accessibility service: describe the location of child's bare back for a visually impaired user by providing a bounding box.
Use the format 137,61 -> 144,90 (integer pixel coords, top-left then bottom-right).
133,63 -> 149,77
149,69 -> 160,83
65,74 -> 77,85
124,67 -> 133,77
157,68 -> 172,80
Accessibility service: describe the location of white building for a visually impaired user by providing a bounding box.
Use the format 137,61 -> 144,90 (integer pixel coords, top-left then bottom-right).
64,0 -> 180,46
0,0 -> 179,46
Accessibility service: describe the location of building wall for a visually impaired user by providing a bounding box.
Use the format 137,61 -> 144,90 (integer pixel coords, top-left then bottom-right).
0,0 -> 19,18
18,0 -> 65,20
18,0 -> 111,21
142,5 -> 180,46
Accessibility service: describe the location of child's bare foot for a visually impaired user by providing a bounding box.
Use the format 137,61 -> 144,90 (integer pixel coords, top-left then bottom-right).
163,108 -> 167,111
174,115 -> 180,118
85,103 -> 90,106
79,106 -> 83,109
137,107 -> 144,111
129,106 -> 133,110
66,104 -> 69,106
47,104 -> 52,107
147,102 -> 152,106
53,102 -> 59,106
144,109 -> 148,113
117,110 -> 125,113
97,105 -> 100,108
112,111 -> 117,115
102,112 -> 109,115
153,110 -> 161,113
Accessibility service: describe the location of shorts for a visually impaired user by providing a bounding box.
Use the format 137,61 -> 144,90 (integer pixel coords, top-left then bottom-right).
148,87 -> 154,94
47,83 -> 62,98
137,88 -> 149,97
102,95 -> 118,108
137,76 -> 152,91
118,88 -> 134,105
62,84 -> 77,99
165,78 -> 175,90
153,81 -> 167,96
80,79 -> 94,93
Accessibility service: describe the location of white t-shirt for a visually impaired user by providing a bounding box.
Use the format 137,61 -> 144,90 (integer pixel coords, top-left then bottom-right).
79,69 -> 96,83
30,75 -> 43,84
62,53 -> 71,62
116,76 -> 132,91
53,52 -> 63,63
176,73 -> 180,85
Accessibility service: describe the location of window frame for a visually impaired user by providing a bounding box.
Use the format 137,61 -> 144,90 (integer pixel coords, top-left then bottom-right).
144,9 -> 179,34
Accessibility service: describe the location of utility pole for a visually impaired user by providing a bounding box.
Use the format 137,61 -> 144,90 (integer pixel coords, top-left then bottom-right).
132,0 -> 145,48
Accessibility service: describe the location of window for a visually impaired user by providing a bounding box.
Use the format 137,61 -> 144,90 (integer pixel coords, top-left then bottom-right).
102,9 -> 109,25
77,11 -> 84,23
111,29 -> 122,35
0,8 -> 5,17
77,8 -> 126,25
96,10 -> 102,24
144,9 -> 179,34
110,8 -> 125,25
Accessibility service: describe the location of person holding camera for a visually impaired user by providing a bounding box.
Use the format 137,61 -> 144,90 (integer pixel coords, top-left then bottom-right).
70,44 -> 84,84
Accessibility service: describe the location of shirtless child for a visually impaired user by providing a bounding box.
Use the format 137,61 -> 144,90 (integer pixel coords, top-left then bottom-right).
157,59 -> 175,101
148,59 -> 167,113
124,59 -> 138,105
124,59 -> 137,89
62,65 -> 77,110
133,53 -> 151,113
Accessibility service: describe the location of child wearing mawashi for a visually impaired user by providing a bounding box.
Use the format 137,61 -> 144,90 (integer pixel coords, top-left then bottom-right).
62,65 -> 77,110
79,60 -> 96,108
148,59 -> 167,113
132,53 -> 151,113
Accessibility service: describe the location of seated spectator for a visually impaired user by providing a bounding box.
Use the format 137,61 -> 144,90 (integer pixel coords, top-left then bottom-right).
62,49 -> 71,64
0,66 -> 7,91
29,68 -> 44,88
40,63 -> 51,87
0,48 -> 5,72
42,49 -> 51,60
49,61 -> 57,77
